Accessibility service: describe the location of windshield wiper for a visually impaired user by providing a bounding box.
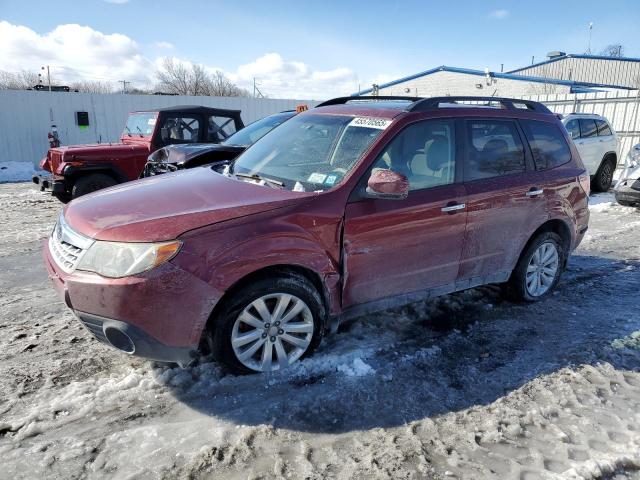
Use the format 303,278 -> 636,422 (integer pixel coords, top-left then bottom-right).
234,172 -> 284,188
124,126 -> 132,137
135,126 -> 144,137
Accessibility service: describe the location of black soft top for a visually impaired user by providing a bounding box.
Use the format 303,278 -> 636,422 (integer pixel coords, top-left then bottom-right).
135,105 -> 242,117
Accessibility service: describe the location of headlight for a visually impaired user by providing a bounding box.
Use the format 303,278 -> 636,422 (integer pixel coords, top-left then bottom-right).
77,240 -> 182,278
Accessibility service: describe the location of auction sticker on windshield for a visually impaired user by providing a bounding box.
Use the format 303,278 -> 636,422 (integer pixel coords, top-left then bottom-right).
349,117 -> 392,130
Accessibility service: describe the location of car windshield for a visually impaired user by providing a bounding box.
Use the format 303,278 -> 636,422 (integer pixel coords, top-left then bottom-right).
223,112 -> 294,147
124,112 -> 157,137
231,113 -> 389,191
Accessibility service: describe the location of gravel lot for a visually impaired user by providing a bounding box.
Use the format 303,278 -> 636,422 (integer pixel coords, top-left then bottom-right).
1,182 -> 639,480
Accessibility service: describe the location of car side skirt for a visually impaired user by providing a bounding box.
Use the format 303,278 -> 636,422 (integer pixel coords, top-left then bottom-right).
334,270 -> 511,325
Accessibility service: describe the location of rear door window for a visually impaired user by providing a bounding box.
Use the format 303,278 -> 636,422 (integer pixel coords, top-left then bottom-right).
521,120 -> 571,170
160,116 -> 200,144
579,119 -> 598,138
595,119 -> 612,136
464,120 -> 526,181
565,119 -> 580,140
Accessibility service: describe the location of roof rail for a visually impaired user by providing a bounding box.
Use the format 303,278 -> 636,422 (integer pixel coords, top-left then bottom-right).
315,95 -> 422,108
408,96 -> 552,114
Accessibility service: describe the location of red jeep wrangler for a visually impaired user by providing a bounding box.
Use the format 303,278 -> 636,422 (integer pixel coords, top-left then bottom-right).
34,105 -> 244,202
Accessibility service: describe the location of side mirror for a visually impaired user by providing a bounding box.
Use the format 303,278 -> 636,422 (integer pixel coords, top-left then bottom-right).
365,168 -> 409,200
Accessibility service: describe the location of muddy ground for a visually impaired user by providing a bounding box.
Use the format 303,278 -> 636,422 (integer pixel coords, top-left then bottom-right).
1,182 -> 639,480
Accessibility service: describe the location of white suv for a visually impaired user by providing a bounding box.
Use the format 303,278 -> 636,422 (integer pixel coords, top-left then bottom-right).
562,113 -> 618,192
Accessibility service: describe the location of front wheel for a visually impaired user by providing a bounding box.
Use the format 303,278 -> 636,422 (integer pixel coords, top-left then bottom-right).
592,158 -> 615,192
506,232 -> 565,302
211,274 -> 325,374
71,173 -> 117,198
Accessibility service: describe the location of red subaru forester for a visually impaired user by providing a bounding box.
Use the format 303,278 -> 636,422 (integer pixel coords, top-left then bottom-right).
44,96 -> 590,373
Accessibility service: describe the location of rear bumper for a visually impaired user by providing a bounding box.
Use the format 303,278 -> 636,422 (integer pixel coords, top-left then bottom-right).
42,239 -> 222,366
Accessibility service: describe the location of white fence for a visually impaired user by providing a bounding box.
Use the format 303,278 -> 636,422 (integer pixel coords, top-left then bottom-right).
521,91 -> 640,166
0,90 -> 318,166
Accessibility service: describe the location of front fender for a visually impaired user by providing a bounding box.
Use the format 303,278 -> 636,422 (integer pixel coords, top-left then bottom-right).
173,209 -> 343,315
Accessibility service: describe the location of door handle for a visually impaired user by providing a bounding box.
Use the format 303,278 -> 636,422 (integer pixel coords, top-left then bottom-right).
526,188 -> 543,197
441,203 -> 466,213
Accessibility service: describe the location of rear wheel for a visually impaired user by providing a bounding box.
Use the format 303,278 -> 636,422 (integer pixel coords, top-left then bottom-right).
592,157 -> 615,192
71,173 -> 117,198
211,275 -> 325,374
506,232 -> 565,302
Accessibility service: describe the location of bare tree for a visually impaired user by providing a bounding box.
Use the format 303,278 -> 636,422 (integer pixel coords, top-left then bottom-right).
207,71 -> 250,97
0,70 -> 41,90
69,80 -> 116,94
156,58 -> 249,97
599,44 -> 625,57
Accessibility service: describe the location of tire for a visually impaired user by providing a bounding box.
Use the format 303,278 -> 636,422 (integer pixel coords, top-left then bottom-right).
52,192 -> 71,203
592,157 -> 615,192
506,232 -> 565,302
210,274 -> 325,374
71,173 -> 117,199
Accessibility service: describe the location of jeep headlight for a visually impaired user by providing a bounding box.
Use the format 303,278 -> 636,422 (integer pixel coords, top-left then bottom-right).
77,240 -> 182,278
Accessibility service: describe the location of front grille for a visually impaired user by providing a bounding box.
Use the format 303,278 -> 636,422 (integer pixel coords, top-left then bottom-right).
49,214 -> 93,273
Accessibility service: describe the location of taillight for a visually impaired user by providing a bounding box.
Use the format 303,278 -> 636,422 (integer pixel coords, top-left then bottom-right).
578,173 -> 590,196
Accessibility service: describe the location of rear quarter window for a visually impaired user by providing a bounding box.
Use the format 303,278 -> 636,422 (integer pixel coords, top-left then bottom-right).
521,120 -> 572,170
595,119 -> 612,136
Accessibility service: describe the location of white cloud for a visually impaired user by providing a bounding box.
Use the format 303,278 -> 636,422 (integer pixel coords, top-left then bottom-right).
154,41 -> 174,49
488,9 -> 509,19
0,21 -> 155,86
0,22 -> 357,99
228,53 -> 357,99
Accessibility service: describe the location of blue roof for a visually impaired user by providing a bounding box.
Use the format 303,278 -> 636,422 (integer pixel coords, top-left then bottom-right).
354,64 -> 635,96
507,53 -> 640,74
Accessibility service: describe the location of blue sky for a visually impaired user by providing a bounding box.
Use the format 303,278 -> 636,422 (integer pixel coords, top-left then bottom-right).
1,0 -> 639,98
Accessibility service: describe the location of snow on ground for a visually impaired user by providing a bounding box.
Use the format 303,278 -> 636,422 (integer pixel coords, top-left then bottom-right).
0,162 -> 38,183
1,184 -> 639,480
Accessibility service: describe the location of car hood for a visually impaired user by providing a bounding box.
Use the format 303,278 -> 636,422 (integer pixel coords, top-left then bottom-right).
64,168 -> 312,242
53,139 -> 150,157
153,143 -> 246,166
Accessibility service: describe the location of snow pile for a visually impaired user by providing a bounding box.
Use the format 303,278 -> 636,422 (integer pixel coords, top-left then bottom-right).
0,161 -> 37,183
337,358 -> 376,377
588,192 -> 638,213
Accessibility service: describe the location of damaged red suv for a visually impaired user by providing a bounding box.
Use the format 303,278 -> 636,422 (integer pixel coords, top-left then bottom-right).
44,96 -> 590,373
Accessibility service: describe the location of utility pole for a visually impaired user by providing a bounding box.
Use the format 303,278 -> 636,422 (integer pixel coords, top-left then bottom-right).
119,80 -> 130,94
253,77 -> 264,98
41,65 -> 51,91
587,22 -> 593,54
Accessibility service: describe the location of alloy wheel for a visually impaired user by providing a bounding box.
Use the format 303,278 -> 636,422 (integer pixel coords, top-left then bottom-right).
600,163 -> 613,190
231,293 -> 314,372
525,241 -> 559,297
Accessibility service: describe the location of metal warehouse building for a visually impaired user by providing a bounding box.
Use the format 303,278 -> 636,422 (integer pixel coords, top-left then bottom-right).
508,52 -> 640,89
357,54 -> 638,98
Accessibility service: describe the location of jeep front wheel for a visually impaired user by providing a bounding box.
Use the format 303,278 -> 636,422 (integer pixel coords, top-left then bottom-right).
71,173 -> 117,198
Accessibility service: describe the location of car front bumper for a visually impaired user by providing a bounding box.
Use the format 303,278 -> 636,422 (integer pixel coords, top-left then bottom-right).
43,239 -> 222,366
614,178 -> 640,205
32,174 -> 66,195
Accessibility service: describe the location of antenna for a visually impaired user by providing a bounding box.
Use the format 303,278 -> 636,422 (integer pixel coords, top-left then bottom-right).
587,22 -> 593,54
